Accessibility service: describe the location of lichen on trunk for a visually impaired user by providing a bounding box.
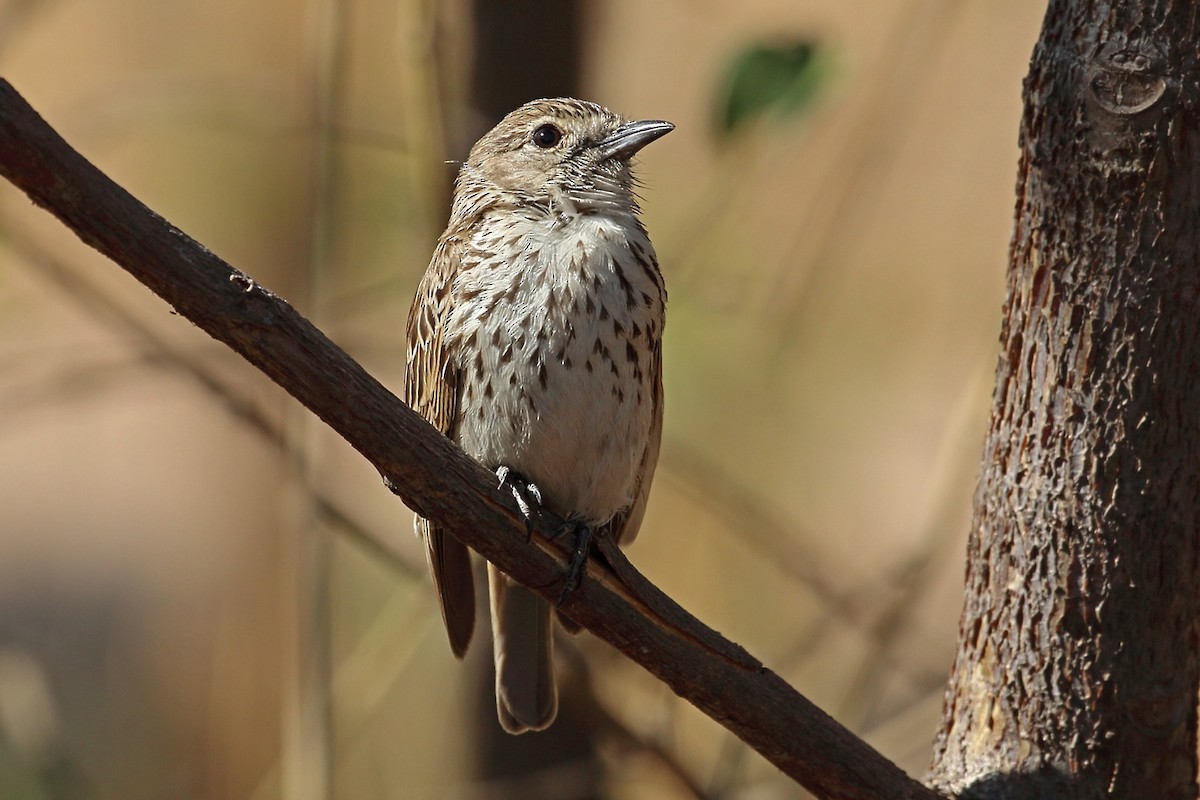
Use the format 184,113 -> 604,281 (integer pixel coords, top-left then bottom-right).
928,1 -> 1200,797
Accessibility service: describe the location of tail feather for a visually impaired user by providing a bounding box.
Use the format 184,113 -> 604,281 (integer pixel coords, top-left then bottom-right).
488,564 -> 557,733
421,520 -> 475,659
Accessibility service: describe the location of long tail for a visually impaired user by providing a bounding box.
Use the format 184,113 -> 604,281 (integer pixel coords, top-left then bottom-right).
488,563 -> 557,733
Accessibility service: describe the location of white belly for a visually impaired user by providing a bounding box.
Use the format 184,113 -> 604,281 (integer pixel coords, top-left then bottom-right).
447,211 -> 664,524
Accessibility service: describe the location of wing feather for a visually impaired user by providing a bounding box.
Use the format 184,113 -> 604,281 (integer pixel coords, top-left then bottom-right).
404,238 -> 476,658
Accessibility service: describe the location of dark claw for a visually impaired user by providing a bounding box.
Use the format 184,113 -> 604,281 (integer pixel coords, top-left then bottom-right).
495,466 -> 542,540
555,518 -> 592,607
494,468 -> 589,603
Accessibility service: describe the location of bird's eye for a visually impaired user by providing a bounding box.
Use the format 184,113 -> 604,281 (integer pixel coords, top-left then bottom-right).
531,123 -> 563,148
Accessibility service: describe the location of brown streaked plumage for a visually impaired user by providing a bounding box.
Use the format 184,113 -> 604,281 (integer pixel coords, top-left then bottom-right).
404,98 -> 671,734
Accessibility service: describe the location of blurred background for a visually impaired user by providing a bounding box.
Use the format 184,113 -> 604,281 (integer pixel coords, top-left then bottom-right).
0,0 -> 1045,797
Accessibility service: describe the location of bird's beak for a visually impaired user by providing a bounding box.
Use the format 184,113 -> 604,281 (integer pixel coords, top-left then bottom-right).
597,119 -> 675,162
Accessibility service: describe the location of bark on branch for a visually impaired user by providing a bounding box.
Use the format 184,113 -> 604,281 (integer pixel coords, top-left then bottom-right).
0,80 -> 944,800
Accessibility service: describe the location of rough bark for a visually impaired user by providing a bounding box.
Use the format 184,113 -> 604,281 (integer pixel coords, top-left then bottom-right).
0,80 -> 944,800
929,2 -> 1200,797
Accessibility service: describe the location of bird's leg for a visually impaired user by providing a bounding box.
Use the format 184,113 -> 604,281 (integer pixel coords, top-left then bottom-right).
550,517 -> 592,607
495,466 -> 543,540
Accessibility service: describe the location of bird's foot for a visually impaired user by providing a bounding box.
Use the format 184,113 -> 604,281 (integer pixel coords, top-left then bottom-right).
494,467 -> 591,605
550,517 -> 592,607
495,466 -> 543,540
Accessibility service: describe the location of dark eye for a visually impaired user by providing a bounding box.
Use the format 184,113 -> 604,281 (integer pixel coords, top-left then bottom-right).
531,123 -> 562,148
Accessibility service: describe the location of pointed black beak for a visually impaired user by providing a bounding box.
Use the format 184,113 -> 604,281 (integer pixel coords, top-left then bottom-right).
596,119 -> 674,162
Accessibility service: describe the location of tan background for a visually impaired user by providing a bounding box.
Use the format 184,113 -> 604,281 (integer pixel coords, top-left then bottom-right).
0,1 -> 1045,797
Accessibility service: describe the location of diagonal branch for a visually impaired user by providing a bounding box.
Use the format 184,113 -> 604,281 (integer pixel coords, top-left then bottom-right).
0,79 -> 945,800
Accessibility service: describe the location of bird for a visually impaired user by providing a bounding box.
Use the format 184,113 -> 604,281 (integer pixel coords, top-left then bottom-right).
403,98 -> 671,733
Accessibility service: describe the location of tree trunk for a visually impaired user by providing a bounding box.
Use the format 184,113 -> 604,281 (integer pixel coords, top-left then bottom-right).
929,1 -> 1200,797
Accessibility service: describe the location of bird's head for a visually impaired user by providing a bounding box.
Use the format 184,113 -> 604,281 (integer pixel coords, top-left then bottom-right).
458,98 -> 673,215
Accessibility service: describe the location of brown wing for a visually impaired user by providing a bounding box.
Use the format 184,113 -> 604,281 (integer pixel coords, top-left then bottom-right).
405,237 -> 475,659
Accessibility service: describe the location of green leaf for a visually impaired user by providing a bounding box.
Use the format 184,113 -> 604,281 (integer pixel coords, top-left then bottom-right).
715,40 -> 825,138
